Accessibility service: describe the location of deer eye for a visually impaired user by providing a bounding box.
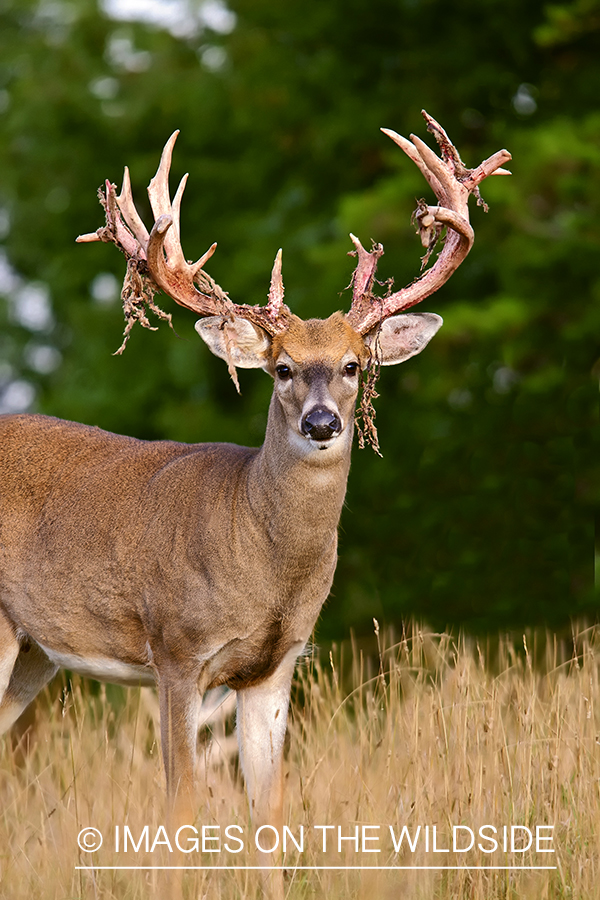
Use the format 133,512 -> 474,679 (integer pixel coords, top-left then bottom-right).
344,362 -> 359,377
276,364 -> 292,380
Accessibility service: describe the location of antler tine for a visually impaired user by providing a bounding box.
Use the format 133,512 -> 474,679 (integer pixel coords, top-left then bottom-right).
344,234 -> 385,327
147,130 -> 179,214
410,134 -> 456,205
76,179 -> 143,260
422,111 -> 461,166
381,128 -> 444,199
346,111 -> 512,335
463,150 -> 512,188
170,172 -> 188,243
117,167 -> 150,247
192,241 -> 218,276
349,234 -> 384,298
266,249 -> 285,317
147,130 -> 186,268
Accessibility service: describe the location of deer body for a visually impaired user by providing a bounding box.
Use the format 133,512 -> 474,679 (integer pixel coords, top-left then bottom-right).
0,114 -> 510,898
0,412 -> 344,694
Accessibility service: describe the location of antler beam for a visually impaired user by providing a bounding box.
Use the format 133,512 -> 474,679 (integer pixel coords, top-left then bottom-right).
345,110 -> 512,335
77,131 -> 293,341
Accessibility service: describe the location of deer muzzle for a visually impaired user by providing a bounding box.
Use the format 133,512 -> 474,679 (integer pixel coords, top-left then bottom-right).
300,408 -> 342,442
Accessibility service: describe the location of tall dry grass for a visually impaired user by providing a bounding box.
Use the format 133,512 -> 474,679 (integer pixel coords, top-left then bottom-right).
0,625 -> 598,899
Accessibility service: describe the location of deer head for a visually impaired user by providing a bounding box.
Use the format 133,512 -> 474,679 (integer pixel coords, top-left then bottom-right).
77,111 -> 511,453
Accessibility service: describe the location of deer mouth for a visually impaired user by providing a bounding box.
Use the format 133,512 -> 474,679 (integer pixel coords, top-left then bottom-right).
315,436 -> 338,450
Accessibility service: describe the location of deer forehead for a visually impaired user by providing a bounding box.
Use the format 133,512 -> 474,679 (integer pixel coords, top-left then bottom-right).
271,312 -> 367,366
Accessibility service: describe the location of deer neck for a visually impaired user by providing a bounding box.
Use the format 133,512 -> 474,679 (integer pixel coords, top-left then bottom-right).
247,392 -> 353,547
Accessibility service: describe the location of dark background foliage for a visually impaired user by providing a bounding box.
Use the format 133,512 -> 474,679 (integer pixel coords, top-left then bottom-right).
0,0 -> 598,639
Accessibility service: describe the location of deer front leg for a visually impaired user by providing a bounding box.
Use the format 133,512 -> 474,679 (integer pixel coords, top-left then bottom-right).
155,673 -> 201,900
236,644 -> 303,900
0,611 -> 58,736
158,672 -> 201,829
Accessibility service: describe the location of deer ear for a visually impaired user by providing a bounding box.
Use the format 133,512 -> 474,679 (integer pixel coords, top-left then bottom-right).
195,316 -> 272,369
363,313 -> 442,366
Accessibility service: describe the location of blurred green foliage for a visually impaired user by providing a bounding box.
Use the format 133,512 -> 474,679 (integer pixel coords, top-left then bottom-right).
0,0 -> 598,637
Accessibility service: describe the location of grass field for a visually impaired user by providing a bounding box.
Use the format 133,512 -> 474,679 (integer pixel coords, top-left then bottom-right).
0,624 -> 598,899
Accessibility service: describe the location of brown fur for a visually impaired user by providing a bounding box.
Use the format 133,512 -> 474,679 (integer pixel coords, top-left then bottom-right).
271,312 -> 369,367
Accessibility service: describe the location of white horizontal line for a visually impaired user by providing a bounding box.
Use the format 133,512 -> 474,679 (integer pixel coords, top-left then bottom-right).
76,865 -> 558,871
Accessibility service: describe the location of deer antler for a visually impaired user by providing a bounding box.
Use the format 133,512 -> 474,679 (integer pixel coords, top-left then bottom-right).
77,131 -> 292,349
345,110 -> 512,335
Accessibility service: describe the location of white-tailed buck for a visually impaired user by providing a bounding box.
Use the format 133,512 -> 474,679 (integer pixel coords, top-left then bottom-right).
0,112 -> 510,894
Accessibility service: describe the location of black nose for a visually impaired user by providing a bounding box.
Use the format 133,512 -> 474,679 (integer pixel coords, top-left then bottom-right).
301,408 -> 341,441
